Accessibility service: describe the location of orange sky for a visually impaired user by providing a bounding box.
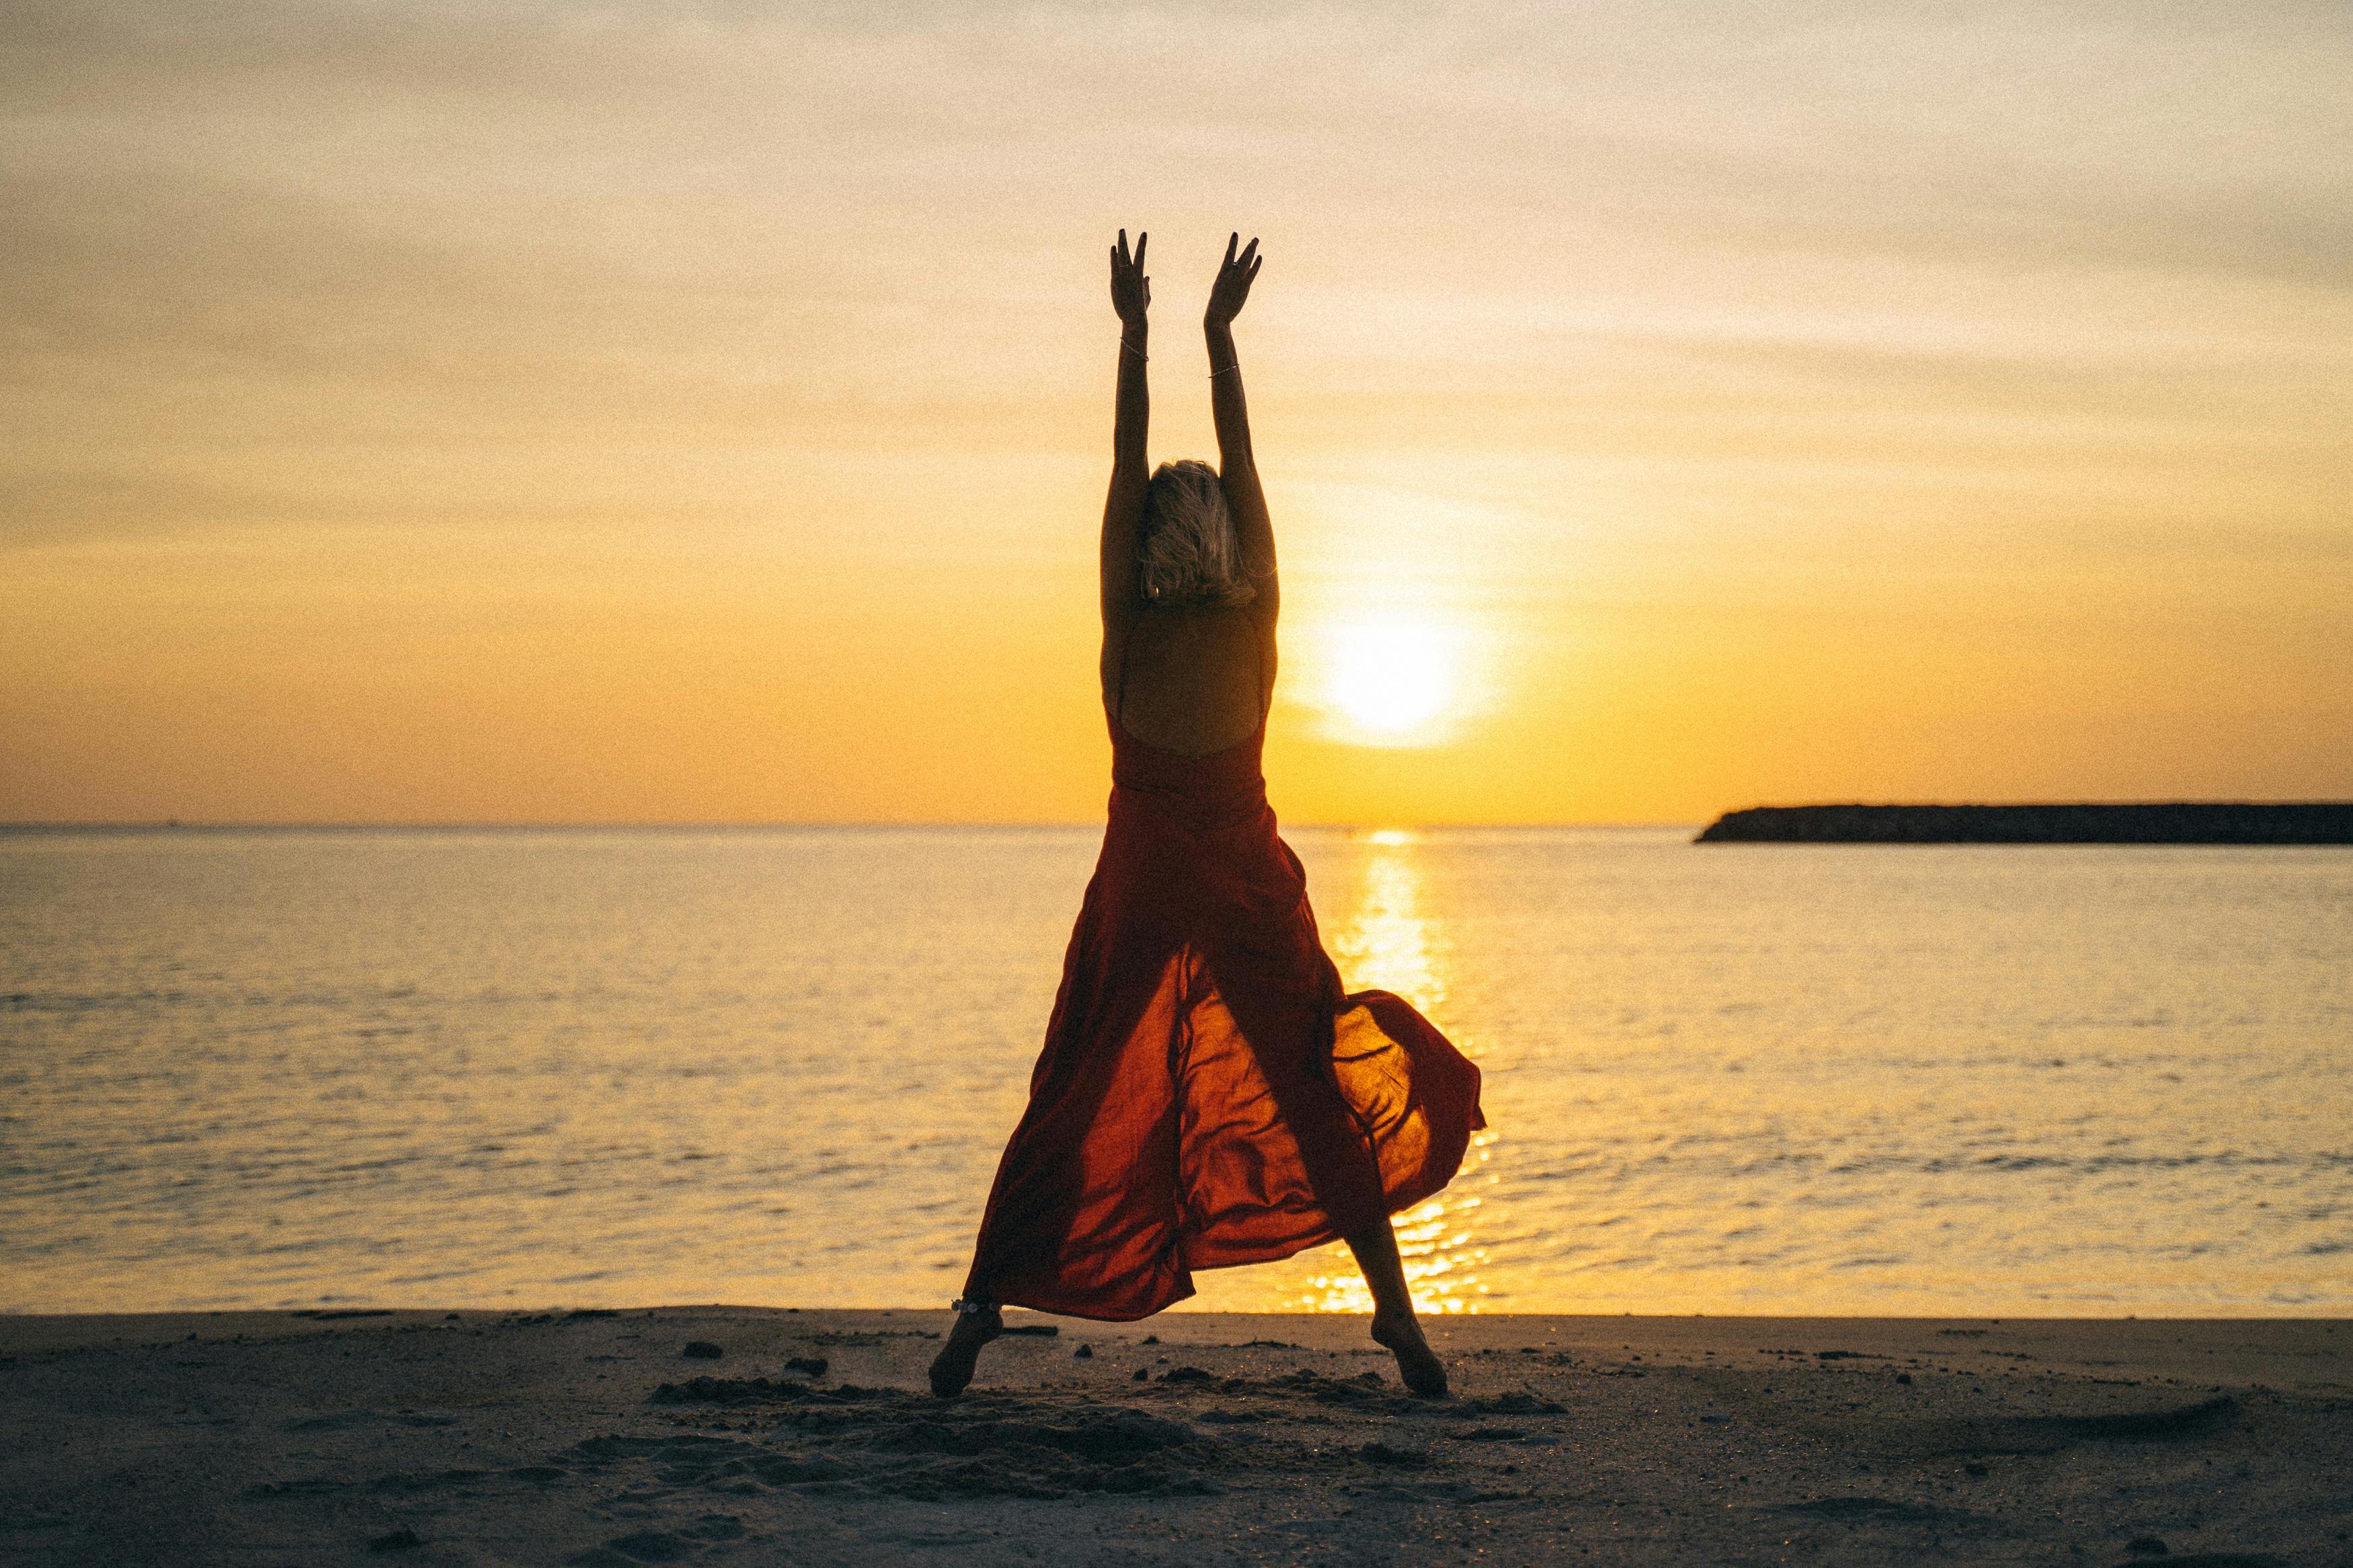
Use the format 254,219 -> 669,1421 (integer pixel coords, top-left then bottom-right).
4,1 -> 2348,823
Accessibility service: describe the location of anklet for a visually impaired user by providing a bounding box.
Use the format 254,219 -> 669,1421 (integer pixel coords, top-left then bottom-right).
950,1298 -> 994,1315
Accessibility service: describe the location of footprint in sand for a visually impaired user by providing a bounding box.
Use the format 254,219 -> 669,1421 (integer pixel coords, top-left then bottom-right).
566,1516 -> 746,1565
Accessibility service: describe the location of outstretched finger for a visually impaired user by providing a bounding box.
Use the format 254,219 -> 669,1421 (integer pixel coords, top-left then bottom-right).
1224,231 -> 1238,268
1118,229 -> 1132,267
1238,237 -> 1259,269
1248,254 -> 1262,283
1133,230 -> 1146,273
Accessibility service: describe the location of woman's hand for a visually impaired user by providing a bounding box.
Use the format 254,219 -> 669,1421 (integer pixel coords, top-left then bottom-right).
1204,233 -> 1261,327
1110,229 -> 1150,326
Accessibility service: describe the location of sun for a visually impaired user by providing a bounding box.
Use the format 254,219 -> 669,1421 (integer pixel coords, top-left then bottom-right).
1324,616 -> 1460,745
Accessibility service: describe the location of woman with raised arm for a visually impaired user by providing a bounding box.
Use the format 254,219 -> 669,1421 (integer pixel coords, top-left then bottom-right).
928,231 -> 1484,1399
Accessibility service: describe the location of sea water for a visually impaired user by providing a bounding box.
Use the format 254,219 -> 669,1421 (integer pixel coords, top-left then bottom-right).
2,825 -> 2346,1317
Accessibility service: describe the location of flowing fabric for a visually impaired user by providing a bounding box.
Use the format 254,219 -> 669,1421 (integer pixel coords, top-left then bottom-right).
960,709 -> 1486,1321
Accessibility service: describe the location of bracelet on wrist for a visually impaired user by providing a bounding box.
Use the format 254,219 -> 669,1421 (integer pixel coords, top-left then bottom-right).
1120,335 -> 1147,362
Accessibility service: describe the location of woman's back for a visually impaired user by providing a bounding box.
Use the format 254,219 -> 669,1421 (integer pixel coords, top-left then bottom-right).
1109,606 -> 1272,756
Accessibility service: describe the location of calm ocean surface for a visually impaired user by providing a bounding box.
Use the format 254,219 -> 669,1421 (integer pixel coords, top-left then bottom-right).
3,825 -> 2347,1318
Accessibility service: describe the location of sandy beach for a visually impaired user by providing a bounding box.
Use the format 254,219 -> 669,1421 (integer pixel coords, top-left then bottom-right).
2,1309 -> 2346,1566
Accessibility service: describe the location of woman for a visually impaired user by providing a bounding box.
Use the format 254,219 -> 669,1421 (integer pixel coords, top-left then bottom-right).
930,231 -> 1484,1399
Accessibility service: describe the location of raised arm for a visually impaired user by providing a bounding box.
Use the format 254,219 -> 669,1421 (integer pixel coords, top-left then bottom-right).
1101,230 -> 1150,652
1205,233 -> 1276,627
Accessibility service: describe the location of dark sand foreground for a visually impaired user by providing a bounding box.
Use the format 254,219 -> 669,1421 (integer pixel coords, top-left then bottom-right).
2,1309 -> 2346,1566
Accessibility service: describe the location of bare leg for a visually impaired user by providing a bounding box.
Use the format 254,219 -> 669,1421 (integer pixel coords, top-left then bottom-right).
1345,1220 -> 1448,1397
927,1303 -> 1002,1399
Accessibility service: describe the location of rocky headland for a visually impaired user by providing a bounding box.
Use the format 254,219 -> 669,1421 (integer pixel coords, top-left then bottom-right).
1696,803 -> 2353,844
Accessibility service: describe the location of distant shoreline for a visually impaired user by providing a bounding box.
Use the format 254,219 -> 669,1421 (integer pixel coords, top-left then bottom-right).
1696,802 -> 2353,844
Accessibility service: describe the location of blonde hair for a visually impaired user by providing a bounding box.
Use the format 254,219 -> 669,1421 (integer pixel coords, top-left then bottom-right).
1138,460 -> 1256,608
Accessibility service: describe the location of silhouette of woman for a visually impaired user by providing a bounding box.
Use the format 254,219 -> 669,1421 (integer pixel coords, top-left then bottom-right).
929,231 -> 1484,1399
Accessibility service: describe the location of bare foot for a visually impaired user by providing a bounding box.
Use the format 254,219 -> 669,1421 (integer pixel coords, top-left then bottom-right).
1371,1310 -> 1449,1397
927,1305 -> 1001,1398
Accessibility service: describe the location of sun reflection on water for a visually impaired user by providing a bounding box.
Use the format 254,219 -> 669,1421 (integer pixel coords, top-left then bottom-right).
1295,829 -> 1497,1315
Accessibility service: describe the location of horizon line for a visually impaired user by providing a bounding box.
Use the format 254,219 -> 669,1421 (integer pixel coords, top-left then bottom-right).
7,800 -> 2349,834
0,819 -> 1709,833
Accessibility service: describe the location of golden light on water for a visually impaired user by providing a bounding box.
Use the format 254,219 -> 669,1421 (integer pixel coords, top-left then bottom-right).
1331,829 -> 1445,1012
1293,829 -> 1497,1314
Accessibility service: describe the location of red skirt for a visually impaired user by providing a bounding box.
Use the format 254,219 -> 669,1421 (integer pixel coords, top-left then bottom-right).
959,714 -> 1486,1321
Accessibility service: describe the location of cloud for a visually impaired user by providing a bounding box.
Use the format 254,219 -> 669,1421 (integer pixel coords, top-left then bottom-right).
3,0 -> 2346,549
